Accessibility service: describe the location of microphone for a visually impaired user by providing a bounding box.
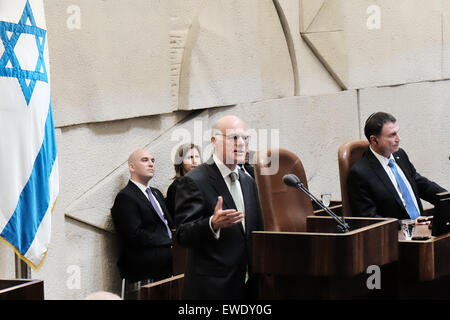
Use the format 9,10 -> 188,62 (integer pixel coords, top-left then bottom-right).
282,173 -> 301,187
282,174 -> 350,233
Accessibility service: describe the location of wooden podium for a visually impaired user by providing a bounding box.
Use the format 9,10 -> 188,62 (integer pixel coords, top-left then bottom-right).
252,216 -> 399,299
0,279 -> 44,300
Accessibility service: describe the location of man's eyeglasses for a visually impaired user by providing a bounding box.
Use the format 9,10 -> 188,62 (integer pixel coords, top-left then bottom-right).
217,134 -> 250,142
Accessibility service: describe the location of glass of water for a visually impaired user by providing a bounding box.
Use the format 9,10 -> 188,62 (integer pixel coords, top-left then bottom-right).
400,219 -> 415,240
321,193 -> 332,207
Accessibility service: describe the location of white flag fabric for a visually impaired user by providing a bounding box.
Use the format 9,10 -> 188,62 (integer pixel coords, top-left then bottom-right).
0,0 -> 58,269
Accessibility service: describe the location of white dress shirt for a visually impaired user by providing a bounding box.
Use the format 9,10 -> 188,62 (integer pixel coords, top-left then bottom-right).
130,179 -> 165,216
369,147 -> 420,213
208,154 -> 244,239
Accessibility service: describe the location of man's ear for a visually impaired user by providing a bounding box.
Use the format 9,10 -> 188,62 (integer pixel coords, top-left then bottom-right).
370,135 -> 377,145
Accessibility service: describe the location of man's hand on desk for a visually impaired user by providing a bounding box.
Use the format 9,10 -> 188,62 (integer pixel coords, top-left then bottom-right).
416,216 -> 433,225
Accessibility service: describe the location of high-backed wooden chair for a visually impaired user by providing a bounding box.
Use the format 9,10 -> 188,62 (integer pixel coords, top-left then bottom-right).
254,148 -> 313,232
338,140 -> 369,217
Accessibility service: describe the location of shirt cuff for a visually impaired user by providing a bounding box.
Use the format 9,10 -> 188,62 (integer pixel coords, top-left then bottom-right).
209,216 -> 220,239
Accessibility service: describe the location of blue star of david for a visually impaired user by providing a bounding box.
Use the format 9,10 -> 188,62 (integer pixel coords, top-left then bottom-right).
0,0 -> 48,105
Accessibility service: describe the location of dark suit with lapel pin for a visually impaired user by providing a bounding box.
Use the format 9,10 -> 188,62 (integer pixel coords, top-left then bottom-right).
111,181 -> 174,283
347,148 -> 446,219
175,159 -> 264,299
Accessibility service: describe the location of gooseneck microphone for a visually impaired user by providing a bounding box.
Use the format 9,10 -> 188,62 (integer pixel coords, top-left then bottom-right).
282,174 -> 350,233
282,173 -> 301,187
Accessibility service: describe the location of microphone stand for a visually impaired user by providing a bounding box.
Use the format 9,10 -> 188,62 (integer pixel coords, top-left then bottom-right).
294,181 -> 350,233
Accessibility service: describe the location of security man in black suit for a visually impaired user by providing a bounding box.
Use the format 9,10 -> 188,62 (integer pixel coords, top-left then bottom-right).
347,112 -> 446,221
111,148 -> 173,298
175,115 -> 264,300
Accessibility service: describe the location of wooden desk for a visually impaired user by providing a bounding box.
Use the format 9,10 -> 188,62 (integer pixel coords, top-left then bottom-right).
398,225 -> 450,299
0,279 -> 44,300
141,222 -> 450,300
252,216 -> 398,299
399,225 -> 450,281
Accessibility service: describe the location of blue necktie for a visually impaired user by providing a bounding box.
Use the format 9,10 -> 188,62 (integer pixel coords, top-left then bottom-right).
388,159 -> 420,220
146,188 -> 172,239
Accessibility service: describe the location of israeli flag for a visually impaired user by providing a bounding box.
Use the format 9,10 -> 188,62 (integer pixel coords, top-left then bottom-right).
0,0 -> 58,269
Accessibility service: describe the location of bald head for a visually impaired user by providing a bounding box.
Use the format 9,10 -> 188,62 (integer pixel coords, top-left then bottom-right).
212,115 -> 247,135
211,115 -> 248,170
128,149 -> 145,166
85,291 -> 122,300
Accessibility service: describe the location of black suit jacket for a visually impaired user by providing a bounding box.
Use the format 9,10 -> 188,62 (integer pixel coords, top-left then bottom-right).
165,178 -> 179,224
347,148 -> 446,220
239,163 -> 255,179
111,181 -> 174,282
175,159 -> 264,300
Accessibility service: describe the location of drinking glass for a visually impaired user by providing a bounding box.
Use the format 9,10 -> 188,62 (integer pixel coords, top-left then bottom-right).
401,219 -> 415,240
321,193 -> 332,207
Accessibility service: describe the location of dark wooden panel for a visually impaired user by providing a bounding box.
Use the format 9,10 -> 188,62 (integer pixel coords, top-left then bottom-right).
398,225 -> 450,281
252,217 -> 398,299
140,274 -> 184,300
253,217 -> 398,277
257,263 -> 397,299
397,225 -> 450,298
0,279 -> 44,300
434,233 -> 450,279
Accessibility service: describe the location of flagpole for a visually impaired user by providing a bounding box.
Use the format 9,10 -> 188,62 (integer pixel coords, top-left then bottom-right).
15,253 -> 30,279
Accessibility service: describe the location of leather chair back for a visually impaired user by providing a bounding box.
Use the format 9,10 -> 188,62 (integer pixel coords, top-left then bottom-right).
254,148 -> 313,232
338,140 -> 369,216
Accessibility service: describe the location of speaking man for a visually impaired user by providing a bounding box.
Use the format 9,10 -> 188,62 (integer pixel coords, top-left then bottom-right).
175,115 -> 264,299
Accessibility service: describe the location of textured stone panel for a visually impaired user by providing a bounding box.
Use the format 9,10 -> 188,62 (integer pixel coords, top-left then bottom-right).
62,219 -> 121,299
45,0 -> 172,127
442,2 -> 450,78
303,0 -> 442,89
0,241 -> 15,278
303,0 -> 343,33
296,37 -> 342,95
278,0 -> 342,95
299,0 -> 326,32
302,31 -> 347,88
178,0 -> 294,110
